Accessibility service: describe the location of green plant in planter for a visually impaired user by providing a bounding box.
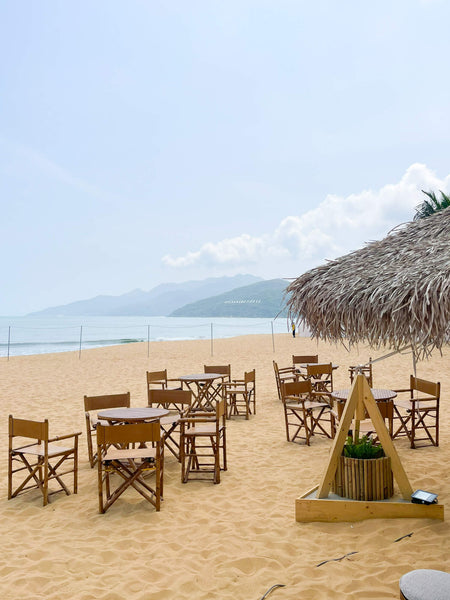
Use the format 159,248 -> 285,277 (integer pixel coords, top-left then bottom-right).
343,435 -> 384,459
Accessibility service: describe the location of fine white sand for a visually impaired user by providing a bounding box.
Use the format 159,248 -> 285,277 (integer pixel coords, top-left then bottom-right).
1,334 -> 448,599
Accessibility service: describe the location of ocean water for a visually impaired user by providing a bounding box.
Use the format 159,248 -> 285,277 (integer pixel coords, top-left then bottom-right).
0,315 -> 294,358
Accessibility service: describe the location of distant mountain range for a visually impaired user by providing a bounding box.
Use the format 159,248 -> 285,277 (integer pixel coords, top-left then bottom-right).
170,279 -> 289,317
28,274 -> 269,317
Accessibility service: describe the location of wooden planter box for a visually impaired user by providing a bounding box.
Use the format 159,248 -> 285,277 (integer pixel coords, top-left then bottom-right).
332,455 -> 394,501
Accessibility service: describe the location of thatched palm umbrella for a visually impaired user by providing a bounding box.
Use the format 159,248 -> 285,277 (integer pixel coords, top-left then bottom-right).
286,207 -> 450,360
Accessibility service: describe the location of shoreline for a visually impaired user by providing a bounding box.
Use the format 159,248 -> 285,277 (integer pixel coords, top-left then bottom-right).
1,333 -> 448,599
0,316 -> 298,359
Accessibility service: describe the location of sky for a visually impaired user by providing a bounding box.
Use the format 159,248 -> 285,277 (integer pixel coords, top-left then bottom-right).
1,0 -> 450,315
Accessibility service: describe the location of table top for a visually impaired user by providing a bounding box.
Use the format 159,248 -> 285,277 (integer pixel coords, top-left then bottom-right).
295,363 -> 339,370
97,407 -> 170,422
179,373 -> 224,382
331,388 -> 397,401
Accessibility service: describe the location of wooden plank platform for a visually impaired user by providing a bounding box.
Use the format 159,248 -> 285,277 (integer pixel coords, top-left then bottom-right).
296,486 -> 444,523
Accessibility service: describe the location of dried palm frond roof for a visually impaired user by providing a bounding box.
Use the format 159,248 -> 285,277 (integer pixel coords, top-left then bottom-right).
286,207 -> 450,359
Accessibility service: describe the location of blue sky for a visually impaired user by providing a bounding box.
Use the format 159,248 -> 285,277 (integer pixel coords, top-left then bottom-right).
1,1 -> 450,315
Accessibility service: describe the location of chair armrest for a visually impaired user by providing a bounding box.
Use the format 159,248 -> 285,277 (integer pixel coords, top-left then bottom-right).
223,383 -> 245,391
312,391 -> 332,403
312,391 -> 331,397
410,396 -> 439,403
284,395 -> 306,404
49,432 -> 82,443
392,388 -> 412,394
180,417 -> 216,424
279,374 -> 298,382
185,410 -> 214,418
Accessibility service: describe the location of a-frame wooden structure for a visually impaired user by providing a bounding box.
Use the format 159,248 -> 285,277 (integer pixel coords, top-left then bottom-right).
296,374 -> 444,522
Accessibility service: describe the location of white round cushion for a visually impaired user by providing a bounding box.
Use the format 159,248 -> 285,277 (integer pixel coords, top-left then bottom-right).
400,569 -> 450,600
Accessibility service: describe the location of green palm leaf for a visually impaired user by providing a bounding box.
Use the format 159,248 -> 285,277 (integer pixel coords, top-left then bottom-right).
414,190 -> 450,220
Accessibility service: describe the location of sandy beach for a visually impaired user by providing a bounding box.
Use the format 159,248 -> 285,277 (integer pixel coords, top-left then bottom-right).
1,333 -> 448,600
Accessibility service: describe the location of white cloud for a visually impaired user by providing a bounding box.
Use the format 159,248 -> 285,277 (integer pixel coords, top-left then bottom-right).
162,163 -> 450,273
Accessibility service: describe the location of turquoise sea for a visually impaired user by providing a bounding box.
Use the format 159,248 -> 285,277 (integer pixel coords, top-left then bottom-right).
0,315 -> 295,358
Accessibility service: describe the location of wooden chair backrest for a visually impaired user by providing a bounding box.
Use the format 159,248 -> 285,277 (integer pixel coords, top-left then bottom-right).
349,361 -> 373,386
306,363 -> 333,377
336,398 -> 393,421
9,415 -> 48,441
410,376 -> 440,398
146,370 -> 168,385
204,365 -> 231,378
244,369 -> 255,384
293,355 -> 318,365
84,392 -> 131,412
281,380 -> 312,399
216,398 -> 226,419
148,389 -> 192,411
97,421 -> 160,445
377,400 -> 394,420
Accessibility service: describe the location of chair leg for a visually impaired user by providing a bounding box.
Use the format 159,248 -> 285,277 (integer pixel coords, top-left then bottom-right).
411,406 -> 439,448
393,406 -> 412,443
214,435 -> 220,484
285,406 -> 310,445
98,459 -> 104,513
86,422 -> 95,468
7,452 -> 12,500
43,457 -> 49,507
180,433 -> 186,483
74,438 -> 78,494
160,442 -> 164,498
222,428 -> 227,472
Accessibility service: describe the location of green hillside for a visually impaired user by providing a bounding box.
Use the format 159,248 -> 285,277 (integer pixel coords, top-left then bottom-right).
170,279 -> 289,318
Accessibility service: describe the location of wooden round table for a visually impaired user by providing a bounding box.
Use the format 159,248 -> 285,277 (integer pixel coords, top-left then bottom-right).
179,373 -> 225,410
331,388 -> 397,402
296,363 -> 339,370
97,407 -> 170,423
331,388 -> 397,438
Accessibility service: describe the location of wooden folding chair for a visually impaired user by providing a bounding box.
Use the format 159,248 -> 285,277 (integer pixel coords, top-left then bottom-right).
146,369 -> 182,393
349,359 -> 373,387
293,354 -> 319,380
97,421 -> 163,513
148,388 -> 192,461
84,392 -> 130,468
306,362 -> 334,395
180,399 -> 227,484
8,415 -> 81,506
393,376 -> 440,448
273,360 -> 298,401
281,380 -> 334,445
223,369 -> 256,419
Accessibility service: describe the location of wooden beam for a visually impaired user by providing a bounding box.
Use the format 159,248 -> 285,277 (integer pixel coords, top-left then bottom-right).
360,376 -> 413,499
316,377 -> 360,498
296,487 -> 444,522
